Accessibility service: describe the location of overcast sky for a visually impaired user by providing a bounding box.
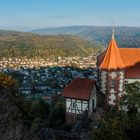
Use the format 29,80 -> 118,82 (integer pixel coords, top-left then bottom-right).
0,0 -> 140,31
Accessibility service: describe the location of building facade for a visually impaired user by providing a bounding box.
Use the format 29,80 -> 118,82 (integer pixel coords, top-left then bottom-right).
97,30 -> 140,108
62,78 -> 97,124
63,30 -> 140,123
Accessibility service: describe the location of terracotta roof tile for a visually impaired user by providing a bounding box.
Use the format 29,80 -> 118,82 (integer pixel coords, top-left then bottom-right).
119,48 -> 140,78
100,38 -> 125,70
98,48 -> 140,78
62,78 -> 95,100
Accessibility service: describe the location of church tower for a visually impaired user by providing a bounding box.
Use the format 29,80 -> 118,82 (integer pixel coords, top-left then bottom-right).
99,30 -> 125,108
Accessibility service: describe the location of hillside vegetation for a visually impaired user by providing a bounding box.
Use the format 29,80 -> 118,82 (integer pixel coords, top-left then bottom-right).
0,30 -> 101,58
31,26 -> 140,48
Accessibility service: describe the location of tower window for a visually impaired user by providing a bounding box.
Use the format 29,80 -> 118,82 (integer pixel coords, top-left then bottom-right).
110,79 -> 115,88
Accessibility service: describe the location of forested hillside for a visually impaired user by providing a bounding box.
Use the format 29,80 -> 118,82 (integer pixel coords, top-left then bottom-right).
31,26 -> 140,48
0,30 -> 101,58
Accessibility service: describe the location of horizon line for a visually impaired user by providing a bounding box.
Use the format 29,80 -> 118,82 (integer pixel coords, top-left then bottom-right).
1,24 -> 140,32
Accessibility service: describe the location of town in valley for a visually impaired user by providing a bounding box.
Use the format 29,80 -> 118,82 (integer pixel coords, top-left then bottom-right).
0,54 -> 97,101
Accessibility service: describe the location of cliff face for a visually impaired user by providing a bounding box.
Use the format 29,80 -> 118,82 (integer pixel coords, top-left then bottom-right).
0,87 -> 39,140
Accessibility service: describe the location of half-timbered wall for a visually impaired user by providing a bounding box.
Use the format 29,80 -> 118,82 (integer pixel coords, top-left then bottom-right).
89,86 -> 97,112
65,85 -> 97,115
66,99 -> 88,115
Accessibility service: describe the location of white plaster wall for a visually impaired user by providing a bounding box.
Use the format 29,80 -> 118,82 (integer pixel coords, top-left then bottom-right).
93,96 -> 97,108
89,100 -> 92,112
76,101 -> 82,111
101,71 -> 107,93
82,102 -> 88,110
119,72 -> 124,92
66,99 -> 71,112
109,72 -> 117,94
109,71 -> 125,97
89,94 -> 96,112
76,109 -> 81,114
66,99 -> 76,113
109,72 -> 117,79
76,101 -> 82,114
125,79 -> 140,83
89,85 -> 97,112
119,71 -> 124,96
72,109 -> 75,114
110,88 -> 115,93
92,86 -> 96,94
66,99 -> 88,114
108,94 -> 116,105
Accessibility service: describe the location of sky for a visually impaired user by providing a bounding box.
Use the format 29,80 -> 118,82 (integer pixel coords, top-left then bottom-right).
0,0 -> 140,31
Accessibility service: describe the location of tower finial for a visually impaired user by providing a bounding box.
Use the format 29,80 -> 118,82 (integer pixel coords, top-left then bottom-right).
112,28 -> 115,39
111,21 -> 115,39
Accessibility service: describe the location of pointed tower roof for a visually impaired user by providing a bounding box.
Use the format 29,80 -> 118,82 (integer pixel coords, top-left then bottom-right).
100,29 -> 125,70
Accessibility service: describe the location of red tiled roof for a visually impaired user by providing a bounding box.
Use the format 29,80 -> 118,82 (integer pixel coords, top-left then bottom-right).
62,78 -> 96,100
100,38 -> 125,70
98,48 -> 140,78
119,48 -> 140,78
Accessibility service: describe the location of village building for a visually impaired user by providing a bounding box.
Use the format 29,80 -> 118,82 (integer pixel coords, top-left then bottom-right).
63,29 -> 140,123
63,78 -> 97,124
97,29 -> 140,107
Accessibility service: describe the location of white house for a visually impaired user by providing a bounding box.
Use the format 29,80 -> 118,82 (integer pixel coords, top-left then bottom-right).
62,78 -> 97,124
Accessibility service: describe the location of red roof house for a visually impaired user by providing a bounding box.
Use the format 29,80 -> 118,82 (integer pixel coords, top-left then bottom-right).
63,78 -> 97,124
63,78 -> 96,100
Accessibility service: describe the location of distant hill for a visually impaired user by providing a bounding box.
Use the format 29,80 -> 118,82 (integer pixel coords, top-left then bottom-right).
0,30 -> 101,58
31,26 -> 140,48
